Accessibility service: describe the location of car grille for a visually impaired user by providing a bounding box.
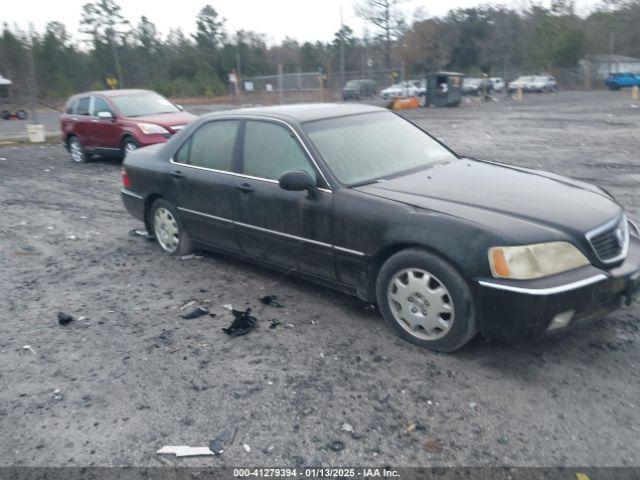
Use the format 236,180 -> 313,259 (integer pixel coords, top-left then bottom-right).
586,215 -> 629,263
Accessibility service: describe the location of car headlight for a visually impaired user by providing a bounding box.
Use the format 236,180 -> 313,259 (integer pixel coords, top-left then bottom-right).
488,241 -> 590,280
137,123 -> 169,135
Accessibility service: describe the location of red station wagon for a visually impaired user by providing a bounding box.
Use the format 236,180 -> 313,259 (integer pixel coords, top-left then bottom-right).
60,89 -> 197,163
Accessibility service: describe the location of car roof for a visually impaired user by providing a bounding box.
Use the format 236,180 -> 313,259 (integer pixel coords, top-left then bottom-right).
71,89 -> 157,99
204,103 -> 386,123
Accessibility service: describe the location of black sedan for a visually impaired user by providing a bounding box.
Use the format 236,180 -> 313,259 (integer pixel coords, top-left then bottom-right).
120,103 -> 640,352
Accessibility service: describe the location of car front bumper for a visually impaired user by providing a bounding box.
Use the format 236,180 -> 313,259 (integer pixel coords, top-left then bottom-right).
474,235 -> 640,341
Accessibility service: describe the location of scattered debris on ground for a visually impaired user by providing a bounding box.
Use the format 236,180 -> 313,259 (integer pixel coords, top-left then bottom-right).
180,254 -> 202,260
57,312 -> 74,325
181,307 -> 209,319
341,423 -> 353,433
260,295 -> 285,308
209,429 -> 235,455
423,439 -> 443,454
180,300 -> 197,310
222,309 -> 258,337
156,445 -> 214,457
129,229 -> 154,240
243,443 -> 251,453
405,423 -> 416,433
222,304 -> 234,311
269,319 -> 281,329
22,345 -> 36,354
328,441 -> 345,452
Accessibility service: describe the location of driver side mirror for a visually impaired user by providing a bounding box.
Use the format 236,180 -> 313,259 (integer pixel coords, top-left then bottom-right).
279,170 -> 317,195
97,111 -> 114,120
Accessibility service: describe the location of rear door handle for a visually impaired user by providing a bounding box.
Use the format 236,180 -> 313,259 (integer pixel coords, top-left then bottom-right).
170,170 -> 185,179
236,183 -> 254,194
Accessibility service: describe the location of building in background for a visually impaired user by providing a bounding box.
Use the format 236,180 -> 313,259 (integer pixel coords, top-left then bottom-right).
581,54 -> 640,79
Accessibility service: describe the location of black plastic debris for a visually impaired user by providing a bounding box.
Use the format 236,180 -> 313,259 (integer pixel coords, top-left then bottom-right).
57,312 -> 74,325
181,307 -> 209,319
328,441 -> 345,453
260,295 -> 285,308
209,429 -> 234,455
129,228 -> 154,241
222,309 -> 258,337
269,319 -> 281,330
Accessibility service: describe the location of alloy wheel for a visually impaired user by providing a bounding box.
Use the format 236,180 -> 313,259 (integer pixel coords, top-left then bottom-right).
124,142 -> 138,156
387,268 -> 455,340
69,140 -> 85,163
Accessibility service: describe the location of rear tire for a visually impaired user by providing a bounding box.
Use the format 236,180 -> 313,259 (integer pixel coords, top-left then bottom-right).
150,199 -> 193,256
68,136 -> 89,163
375,248 -> 477,352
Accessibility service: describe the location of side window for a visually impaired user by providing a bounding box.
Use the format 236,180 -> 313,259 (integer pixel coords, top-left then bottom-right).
76,97 -> 91,116
242,121 -> 317,182
175,120 -> 239,171
93,96 -> 113,116
65,99 -> 77,114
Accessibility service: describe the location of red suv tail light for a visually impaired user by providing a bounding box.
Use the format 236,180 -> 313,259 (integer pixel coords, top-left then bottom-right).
122,168 -> 132,189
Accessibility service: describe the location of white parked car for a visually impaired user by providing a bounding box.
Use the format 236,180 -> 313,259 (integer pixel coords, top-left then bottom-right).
508,75 -> 556,93
380,82 -> 420,100
489,77 -> 505,93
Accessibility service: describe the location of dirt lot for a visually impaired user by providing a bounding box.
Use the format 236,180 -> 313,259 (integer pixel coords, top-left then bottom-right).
1,91 -> 639,468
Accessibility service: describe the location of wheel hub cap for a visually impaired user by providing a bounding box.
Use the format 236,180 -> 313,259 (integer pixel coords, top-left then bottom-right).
387,268 -> 455,340
70,142 -> 83,162
153,208 -> 179,253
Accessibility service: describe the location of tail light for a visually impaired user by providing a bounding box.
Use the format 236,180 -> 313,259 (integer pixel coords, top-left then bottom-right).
121,167 -> 132,189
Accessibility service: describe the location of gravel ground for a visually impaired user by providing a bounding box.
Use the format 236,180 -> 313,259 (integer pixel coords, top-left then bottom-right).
1,90 -> 639,468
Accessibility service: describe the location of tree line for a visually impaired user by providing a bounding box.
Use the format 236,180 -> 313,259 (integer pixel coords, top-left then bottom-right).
1,0 -> 639,100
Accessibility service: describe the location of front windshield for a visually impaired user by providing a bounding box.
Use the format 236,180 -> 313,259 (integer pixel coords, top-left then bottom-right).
304,111 -> 457,186
111,93 -> 180,117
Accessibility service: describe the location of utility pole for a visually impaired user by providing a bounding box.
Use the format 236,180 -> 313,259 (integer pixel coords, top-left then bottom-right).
235,51 -> 242,99
109,29 -> 125,88
26,28 -> 38,124
340,6 -> 345,87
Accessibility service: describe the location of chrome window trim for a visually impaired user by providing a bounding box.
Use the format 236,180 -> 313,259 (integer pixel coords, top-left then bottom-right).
585,214 -> 629,264
177,206 -> 365,256
120,188 -> 144,199
478,273 -> 607,295
169,115 -> 333,193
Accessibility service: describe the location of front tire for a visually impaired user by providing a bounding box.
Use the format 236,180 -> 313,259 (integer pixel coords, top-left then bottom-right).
376,248 -> 477,352
68,136 -> 89,163
150,199 -> 193,256
122,137 -> 139,157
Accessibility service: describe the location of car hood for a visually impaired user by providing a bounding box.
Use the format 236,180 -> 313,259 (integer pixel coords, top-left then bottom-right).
354,159 -> 621,237
129,111 -> 197,131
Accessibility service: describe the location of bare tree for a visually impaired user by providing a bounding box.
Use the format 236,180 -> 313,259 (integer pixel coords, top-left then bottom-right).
355,0 -> 405,68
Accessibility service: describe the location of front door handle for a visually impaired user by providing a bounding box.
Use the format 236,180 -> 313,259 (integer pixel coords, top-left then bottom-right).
236,183 -> 254,194
170,170 -> 185,179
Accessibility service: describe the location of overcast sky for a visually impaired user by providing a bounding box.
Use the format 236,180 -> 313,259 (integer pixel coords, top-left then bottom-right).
4,0 -> 601,44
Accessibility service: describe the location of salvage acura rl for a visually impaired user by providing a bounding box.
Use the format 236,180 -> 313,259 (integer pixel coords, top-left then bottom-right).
120,103 -> 640,352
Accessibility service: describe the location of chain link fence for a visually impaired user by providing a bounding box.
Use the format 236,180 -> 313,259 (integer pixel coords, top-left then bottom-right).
238,68 -> 403,104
